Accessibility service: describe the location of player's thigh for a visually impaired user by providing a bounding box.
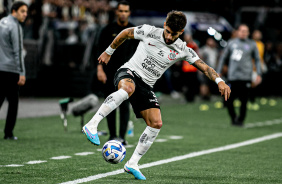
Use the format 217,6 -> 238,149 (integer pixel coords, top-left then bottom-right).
140,108 -> 162,129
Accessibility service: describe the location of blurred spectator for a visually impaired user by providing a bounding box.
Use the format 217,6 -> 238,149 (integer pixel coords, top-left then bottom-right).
199,37 -> 219,101
38,0 -> 57,65
181,32 -> 200,102
249,29 -> 266,107
36,0 -> 113,66
217,24 -> 262,126
252,30 -> 267,74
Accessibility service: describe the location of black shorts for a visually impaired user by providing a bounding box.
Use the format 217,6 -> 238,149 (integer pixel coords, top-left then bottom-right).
114,68 -> 160,118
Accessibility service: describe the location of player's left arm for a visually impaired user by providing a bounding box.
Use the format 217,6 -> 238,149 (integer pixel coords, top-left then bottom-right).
193,59 -> 231,101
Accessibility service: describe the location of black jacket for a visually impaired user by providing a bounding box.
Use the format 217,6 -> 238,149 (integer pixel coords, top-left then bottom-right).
98,21 -> 139,79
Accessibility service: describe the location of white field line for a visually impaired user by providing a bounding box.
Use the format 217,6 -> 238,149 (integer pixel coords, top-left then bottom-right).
50,156 -> 72,160
244,118 -> 282,128
154,139 -> 168,142
26,160 -> 47,164
4,164 -> 24,167
60,132 -> 282,184
75,152 -> 94,156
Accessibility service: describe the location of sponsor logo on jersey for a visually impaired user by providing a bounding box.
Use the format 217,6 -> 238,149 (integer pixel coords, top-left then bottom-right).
149,99 -> 158,102
144,56 -> 166,69
188,49 -> 196,58
137,25 -> 143,29
141,63 -> 161,77
136,30 -> 144,35
168,50 -> 179,61
142,57 -> 161,77
158,50 -> 164,57
147,33 -> 161,40
149,91 -> 159,103
148,42 -> 156,46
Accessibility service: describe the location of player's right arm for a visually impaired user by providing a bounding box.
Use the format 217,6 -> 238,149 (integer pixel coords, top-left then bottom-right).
97,27 -> 135,65
97,64 -> 107,84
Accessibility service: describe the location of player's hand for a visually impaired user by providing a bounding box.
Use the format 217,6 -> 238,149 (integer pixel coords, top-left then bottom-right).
98,52 -> 111,65
218,81 -> 231,101
255,75 -> 262,86
97,69 -> 107,84
18,75 -> 26,86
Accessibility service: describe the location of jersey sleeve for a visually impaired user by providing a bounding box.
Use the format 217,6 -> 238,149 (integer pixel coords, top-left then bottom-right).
183,47 -> 200,64
134,24 -> 154,41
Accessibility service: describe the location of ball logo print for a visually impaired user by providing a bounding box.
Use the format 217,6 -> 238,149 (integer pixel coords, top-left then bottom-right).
102,140 -> 126,164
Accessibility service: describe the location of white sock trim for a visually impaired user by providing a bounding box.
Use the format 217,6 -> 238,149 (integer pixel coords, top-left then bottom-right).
147,126 -> 161,133
118,88 -> 129,100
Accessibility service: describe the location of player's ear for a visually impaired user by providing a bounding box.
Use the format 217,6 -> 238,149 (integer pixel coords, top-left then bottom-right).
180,29 -> 184,35
163,22 -> 166,28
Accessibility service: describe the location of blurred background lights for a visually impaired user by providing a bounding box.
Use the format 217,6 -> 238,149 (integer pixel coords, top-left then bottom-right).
214,32 -> 222,40
207,27 -> 227,47
207,27 -> 216,35
220,40 -> 227,47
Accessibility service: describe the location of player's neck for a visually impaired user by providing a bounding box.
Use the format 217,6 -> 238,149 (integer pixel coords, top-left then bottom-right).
117,20 -> 129,27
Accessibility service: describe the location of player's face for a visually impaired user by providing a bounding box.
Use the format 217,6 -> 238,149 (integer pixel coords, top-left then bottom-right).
14,5 -> 28,22
237,25 -> 249,40
163,24 -> 183,45
116,4 -> 130,24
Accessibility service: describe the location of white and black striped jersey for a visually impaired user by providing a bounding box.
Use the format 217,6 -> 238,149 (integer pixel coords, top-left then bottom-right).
120,24 -> 200,87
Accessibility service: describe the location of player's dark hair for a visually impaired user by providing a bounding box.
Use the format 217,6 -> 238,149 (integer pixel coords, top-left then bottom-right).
166,10 -> 187,32
11,1 -> 28,13
118,0 -> 130,10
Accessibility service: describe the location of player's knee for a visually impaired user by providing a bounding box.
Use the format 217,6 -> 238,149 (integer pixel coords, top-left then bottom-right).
149,119 -> 162,129
121,86 -> 135,96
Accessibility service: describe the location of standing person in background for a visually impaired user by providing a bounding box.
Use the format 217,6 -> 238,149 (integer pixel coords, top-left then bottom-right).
217,24 -> 261,126
249,30 -> 266,108
96,0 -> 138,145
0,1 -> 28,140
181,32 -> 200,102
199,37 -> 219,101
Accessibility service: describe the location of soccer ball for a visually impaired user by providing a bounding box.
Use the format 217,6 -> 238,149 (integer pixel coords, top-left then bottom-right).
102,140 -> 126,164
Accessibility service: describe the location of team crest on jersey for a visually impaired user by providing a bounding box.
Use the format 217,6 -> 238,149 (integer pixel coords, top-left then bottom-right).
168,50 -> 178,61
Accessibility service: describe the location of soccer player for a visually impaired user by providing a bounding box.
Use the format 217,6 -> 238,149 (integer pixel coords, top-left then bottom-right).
83,10 -> 231,180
